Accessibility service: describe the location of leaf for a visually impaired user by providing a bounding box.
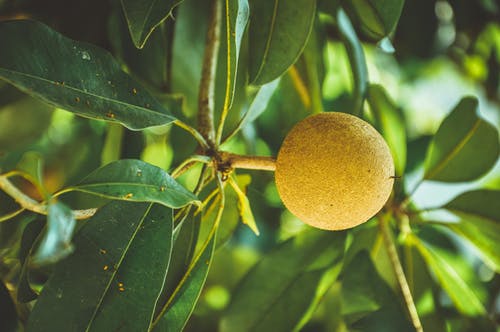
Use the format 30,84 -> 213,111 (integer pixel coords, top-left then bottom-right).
223,0 -> 250,107
412,236 -> 487,316
342,0 -> 405,40
423,97 -> 500,182
152,233 -> 216,332
438,190 -> 500,272
32,202 -> 76,265
27,201 -> 174,331
71,159 -> 199,208
224,78 -> 280,142
367,84 -> 406,176
341,251 -> 414,331
221,229 -> 346,332
0,280 -> 18,332
121,0 -> 183,49
228,176 -> 259,235
248,0 -> 316,85
17,217 -> 44,302
0,20 -> 176,130
337,8 -> 368,116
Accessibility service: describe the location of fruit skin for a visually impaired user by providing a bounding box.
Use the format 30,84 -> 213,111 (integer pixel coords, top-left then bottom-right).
275,112 -> 395,231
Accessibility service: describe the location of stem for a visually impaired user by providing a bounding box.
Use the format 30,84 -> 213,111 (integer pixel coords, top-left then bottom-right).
0,176 -> 96,220
171,155 -> 211,179
198,0 -> 222,144
174,120 -> 209,150
220,152 -> 276,171
379,213 -> 423,332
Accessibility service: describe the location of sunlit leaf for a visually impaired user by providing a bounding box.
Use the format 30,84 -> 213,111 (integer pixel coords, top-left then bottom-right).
424,97 -> 499,182
0,20 -> 176,130
249,0 -> 316,85
412,236 -> 487,316
121,0 -> 183,49
70,159 -> 199,208
27,201 -> 173,331
343,0 -> 405,40
436,190 -> 500,272
367,84 -> 406,176
337,8 -> 368,116
32,202 -> 76,265
152,233 -> 216,332
221,229 -> 346,332
228,176 -> 259,235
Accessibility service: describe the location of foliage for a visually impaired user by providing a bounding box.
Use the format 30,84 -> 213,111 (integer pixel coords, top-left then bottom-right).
0,0 -> 499,331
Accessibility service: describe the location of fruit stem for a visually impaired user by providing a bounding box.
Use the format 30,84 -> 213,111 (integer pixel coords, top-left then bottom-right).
219,152 -> 276,171
198,0 -> 222,144
378,212 -> 423,332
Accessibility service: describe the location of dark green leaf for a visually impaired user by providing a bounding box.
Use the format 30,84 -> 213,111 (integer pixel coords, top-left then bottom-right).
27,201 -> 174,331
0,20 -> 175,130
337,8 -> 368,116
0,280 -> 18,332
152,233 -> 216,332
17,217 -> 44,302
221,229 -> 346,332
413,236 -> 486,316
438,190 -> 500,272
249,0 -> 316,85
423,97 -> 500,182
341,251 -> 414,331
71,159 -> 199,208
121,0 -> 183,49
367,84 -> 406,176
342,0 -> 405,40
32,202 -> 76,265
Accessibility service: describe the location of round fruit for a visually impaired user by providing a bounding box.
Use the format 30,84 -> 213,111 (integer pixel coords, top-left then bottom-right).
275,112 -> 395,231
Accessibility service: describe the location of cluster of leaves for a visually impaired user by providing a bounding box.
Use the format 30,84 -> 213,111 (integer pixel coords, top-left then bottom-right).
0,0 -> 499,331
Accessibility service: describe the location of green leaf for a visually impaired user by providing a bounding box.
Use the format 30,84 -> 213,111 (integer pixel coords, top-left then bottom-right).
438,190 -> 500,272
248,0 -> 316,85
0,20 -> 175,130
71,159 -> 199,208
337,8 -> 368,116
412,236 -> 487,316
367,84 -> 406,176
32,202 -> 76,265
121,0 -> 183,49
17,217 -> 44,302
423,97 -> 500,182
27,201 -> 174,331
342,0 -> 405,40
152,233 -> 216,332
221,229 -> 346,332
0,280 -> 18,332
341,251 -> 414,331
223,0 -> 250,107
228,176 -> 259,235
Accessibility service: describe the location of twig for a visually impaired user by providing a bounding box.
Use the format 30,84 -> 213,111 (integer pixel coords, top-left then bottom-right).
198,0 -> 222,144
219,152 -> 276,171
378,213 -> 423,332
0,176 -> 96,220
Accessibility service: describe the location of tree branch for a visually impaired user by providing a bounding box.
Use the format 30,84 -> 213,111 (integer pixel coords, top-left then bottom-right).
219,152 -> 276,171
198,0 -> 222,145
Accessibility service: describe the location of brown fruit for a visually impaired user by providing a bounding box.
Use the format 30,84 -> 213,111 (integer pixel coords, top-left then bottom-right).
275,112 -> 395,230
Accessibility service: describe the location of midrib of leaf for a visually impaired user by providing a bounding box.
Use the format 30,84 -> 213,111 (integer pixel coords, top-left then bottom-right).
253,0 -> 279,82
69,183 -> 195,201
425,119 -> 481,180
84,203 -> 153,332
0,68 -> 171,120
